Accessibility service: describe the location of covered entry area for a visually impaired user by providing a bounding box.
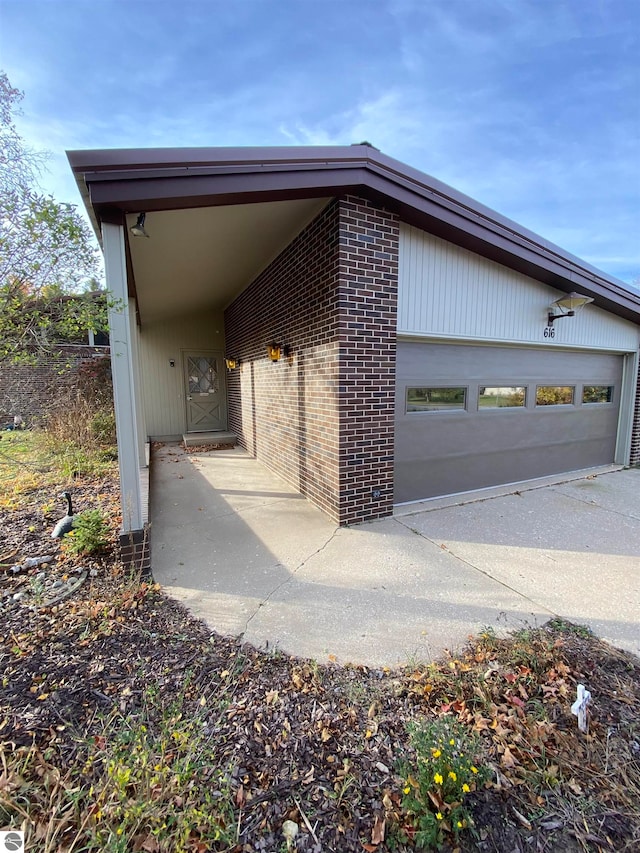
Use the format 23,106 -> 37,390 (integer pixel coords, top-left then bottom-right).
67,143 -> 640,550
395,340 -> 625,503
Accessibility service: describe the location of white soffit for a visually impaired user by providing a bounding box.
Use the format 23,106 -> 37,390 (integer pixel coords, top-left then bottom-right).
127,197 -> 330,323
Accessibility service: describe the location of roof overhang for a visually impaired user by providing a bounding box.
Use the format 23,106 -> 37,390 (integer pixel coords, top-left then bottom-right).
67,144 -> 640,325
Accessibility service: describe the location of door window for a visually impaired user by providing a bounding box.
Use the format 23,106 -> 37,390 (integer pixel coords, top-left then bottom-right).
535,386 -> 574,406
188,356 -> 219,395
407,387 -> 467,412
478,386 -> 526,408
582,385 -> 613,404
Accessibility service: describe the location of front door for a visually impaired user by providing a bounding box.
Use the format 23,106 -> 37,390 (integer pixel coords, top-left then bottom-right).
183,351 -> 227,432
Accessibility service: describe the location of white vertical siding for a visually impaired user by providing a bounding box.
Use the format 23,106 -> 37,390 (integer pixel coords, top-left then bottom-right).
399,224 -> 640,352
138,310 -> 225,437
103,223 -> 144,531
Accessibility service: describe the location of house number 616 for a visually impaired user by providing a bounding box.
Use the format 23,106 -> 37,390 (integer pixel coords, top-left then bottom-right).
543,326 -> 556,338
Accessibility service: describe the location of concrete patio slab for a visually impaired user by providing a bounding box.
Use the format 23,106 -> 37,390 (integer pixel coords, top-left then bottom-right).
150,444 -> 639,667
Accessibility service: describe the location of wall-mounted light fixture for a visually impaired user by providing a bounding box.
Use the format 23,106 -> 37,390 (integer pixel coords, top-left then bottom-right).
267,343 -> 281,362
547,292 -> 594,326
130,213 -> 150,238
225,357 -> 239,370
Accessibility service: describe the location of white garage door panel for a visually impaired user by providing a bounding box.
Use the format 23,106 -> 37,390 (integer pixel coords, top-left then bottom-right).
395,341 -> 622,503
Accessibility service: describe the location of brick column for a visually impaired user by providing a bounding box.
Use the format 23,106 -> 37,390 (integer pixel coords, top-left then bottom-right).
337,197 -> 399,524
119,528 -> 151,577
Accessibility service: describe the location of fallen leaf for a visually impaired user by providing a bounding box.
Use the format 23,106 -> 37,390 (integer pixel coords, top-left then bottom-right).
371,815 -> 386,844
141,835 -> 160,853
428,789 -> 446,810
501,745 -> 519,769
512,806 -> 532,830
568,778 -> 583,795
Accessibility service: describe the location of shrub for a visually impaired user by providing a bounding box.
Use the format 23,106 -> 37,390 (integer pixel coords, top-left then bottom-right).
90,409 -> 116,444
63,509 -> 110,556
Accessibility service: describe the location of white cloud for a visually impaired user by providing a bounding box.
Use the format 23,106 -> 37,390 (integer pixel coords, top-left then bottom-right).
2,0 -> 638,282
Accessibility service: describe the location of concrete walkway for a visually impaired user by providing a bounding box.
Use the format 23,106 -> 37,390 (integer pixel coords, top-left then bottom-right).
150,444 -> 640,667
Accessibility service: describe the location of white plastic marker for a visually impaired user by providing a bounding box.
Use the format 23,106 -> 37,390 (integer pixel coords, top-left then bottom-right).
571,683 -> 592,733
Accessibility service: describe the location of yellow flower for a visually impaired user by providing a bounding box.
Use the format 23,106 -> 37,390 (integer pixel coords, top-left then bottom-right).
434,772 -> 443,785
471,765 -> 478,774
449,738 -> 455,745
403,786 -> 411,794
462,783 -> 470,793
457,821 -> 463,828
436,812 -> 443,820
448,771 -> 457,781
432,748 -> 441,758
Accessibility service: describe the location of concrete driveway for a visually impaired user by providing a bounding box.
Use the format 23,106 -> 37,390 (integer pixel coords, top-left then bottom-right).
150,444 -> 639,667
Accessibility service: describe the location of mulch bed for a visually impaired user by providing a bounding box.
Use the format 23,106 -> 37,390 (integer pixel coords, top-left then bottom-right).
1,472 -> 639,852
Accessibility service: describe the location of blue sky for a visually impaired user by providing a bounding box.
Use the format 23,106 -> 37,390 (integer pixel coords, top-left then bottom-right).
1,0 -> 638,284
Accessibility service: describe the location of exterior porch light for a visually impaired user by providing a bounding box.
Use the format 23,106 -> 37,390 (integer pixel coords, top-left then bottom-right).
225,357 -> 239,370
547,292 -> 594,326
130,213 -> 150,238
267,343 -> 281,362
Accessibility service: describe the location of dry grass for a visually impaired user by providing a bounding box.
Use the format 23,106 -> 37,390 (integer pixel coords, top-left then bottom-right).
0,398 -> 116,508
0,431 -> 60,506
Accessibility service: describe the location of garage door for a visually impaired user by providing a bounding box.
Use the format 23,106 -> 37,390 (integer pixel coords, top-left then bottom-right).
395,341 -> 623,503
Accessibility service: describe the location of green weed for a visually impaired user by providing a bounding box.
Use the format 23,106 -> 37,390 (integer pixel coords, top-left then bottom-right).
0,686 -> 236,852
397,716 -> 490,850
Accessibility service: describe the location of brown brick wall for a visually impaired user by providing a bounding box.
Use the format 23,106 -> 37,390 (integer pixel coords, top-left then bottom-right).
224,196 -> 400,525
225,200 -> 343,520
0,346 -> 110,426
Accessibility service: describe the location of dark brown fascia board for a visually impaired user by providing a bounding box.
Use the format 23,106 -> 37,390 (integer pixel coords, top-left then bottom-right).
64,143 -> 618,276
66,144 -> 378,173
67,145 -> 640,323
85,167 -> 364,210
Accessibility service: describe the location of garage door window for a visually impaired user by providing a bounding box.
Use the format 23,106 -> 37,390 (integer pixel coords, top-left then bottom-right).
536,386 -> 574,406
478,386 -> 526,409
407,387 -> 466,412
583,385 -> 613,404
